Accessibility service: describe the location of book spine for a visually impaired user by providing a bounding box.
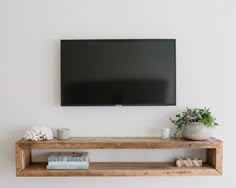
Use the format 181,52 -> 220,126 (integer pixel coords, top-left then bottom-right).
47,165 -> 89,170
48,162 -> 89,166
48,157 -> 89,162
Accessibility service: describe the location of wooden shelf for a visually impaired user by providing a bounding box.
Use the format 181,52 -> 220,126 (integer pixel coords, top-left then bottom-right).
19,162 -> 218,176
15,137 -> 223,177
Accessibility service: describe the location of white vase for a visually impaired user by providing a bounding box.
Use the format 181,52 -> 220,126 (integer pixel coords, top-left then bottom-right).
182,122 -> 215,140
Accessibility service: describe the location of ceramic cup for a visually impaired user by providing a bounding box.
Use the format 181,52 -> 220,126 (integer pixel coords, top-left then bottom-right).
161,128 -> 170,139
57,128 -> 70,140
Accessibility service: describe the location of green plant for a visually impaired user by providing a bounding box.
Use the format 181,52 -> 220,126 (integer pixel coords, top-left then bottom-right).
170,107 -> 219,137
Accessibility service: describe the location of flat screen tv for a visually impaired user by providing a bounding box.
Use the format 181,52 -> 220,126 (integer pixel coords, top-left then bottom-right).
61,39 -> 176,106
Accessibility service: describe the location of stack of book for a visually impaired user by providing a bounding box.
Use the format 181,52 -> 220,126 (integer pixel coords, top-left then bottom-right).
47,152 -> 90,170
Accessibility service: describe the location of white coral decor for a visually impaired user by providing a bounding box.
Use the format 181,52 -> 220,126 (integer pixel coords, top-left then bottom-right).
24,127 -> 54,141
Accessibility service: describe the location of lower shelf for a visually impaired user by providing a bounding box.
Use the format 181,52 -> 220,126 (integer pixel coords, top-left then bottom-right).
18,162 -> 220,176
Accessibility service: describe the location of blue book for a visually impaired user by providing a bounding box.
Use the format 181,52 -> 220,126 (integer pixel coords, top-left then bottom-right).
48,161 -> 89,166
48,152 -> 89,162
47,164 -> 89,170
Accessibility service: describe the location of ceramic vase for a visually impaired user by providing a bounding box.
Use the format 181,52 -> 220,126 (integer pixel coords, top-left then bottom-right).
182,122 -> 215,140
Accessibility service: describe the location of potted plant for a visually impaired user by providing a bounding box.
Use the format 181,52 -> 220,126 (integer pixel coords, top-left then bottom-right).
170,107 -> 218,140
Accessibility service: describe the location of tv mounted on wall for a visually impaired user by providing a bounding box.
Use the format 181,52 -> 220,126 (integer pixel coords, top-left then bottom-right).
61,39 -> 176,106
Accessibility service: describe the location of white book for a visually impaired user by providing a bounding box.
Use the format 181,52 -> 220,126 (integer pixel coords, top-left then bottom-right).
47,164 -> 89,170
48,161 -> 89,166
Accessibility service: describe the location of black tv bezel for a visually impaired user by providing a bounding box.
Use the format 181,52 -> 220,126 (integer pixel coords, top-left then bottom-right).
60,39 -> 176,106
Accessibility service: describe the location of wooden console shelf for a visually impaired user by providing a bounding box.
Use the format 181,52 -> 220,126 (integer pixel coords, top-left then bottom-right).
15,137 -> 223,177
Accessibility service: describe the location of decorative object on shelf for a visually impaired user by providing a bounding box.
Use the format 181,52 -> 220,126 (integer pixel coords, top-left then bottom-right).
175,158 -> 202,167
161,128 -> 171,139
170,107 -> 218,140
23,127 -> 53,141
57,128 -> 70,140
47,152 -> 90,170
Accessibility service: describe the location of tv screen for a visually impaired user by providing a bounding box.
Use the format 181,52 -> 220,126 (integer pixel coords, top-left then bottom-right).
61,39 -> 176,106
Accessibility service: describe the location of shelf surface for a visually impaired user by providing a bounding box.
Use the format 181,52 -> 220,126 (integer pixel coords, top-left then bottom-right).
16,137 -> 223,176
16,137 -> 222,149
18,162 -> 220,176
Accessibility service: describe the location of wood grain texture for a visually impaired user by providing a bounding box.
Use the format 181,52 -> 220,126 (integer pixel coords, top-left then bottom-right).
15,144 -> 31,176
16,137 -> 222,149
207,143 -> 223,175
18,162 -> 220,176
15,137 -> 223,176
15,144 -> 23,175
216,143 -> 223,174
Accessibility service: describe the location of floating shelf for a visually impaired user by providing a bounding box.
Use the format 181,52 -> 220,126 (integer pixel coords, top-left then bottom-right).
15,137 -> 223,176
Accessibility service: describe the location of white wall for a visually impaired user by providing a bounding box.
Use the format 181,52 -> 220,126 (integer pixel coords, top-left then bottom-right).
1,0 -> 236,187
